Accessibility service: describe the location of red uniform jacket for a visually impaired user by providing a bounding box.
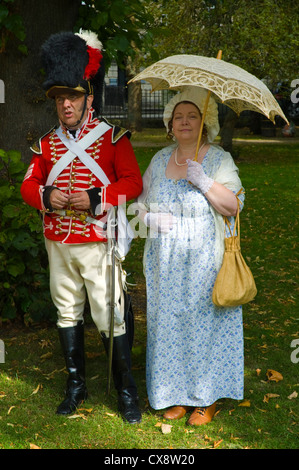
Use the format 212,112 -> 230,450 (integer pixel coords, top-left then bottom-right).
21,109 -> 143,244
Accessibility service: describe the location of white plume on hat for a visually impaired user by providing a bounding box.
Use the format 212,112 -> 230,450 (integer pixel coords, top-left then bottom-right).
163,86 -> 220,142
76,29 -> 103,51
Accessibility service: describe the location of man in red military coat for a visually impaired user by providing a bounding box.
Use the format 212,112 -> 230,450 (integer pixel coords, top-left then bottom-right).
21,31 -> 143,424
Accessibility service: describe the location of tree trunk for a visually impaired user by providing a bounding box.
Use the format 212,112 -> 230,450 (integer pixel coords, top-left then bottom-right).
219,108 -> 239,155
0,0 -> 81,162
126,61 -> 142,132
127,81 -> 142,132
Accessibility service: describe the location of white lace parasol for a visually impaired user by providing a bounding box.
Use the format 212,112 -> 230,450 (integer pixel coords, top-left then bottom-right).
129,54 -> 288,124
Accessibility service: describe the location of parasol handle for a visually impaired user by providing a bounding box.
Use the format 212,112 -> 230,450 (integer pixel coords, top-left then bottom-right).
194,50 -> 222,162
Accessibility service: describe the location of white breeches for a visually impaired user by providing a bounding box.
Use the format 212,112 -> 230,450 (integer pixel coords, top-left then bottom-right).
45,239 -> 126,336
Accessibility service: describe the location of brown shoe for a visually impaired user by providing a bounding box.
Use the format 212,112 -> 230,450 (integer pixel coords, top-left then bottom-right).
187,403 -> 216,426
163,406 -> 190,420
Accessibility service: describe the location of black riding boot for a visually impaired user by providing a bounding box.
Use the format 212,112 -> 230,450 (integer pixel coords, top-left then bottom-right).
56,321 -> 88,415
102,333 -> 142,424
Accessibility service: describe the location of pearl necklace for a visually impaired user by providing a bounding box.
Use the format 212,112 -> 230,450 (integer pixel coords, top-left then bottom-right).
174,143 -> 205,166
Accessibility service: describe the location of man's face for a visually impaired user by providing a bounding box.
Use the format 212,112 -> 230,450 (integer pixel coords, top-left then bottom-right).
55,92 -> 93,129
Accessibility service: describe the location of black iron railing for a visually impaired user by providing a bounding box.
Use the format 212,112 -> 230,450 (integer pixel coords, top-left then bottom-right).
102,85 -> 228,124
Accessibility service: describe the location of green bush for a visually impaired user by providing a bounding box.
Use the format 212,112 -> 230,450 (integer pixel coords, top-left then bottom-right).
0,149 -> 55,323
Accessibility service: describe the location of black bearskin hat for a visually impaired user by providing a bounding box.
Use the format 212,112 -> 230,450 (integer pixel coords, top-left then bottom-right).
41,30 -> 104,114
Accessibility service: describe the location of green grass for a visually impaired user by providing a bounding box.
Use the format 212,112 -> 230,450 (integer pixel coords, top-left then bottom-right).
0,136 -> 298,450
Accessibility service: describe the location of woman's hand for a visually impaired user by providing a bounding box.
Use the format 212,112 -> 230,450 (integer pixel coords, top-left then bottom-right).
186,160 -> 238,217
186,159 -> 214,194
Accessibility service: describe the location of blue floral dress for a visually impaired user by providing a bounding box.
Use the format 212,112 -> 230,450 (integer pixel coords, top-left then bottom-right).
143,145 -> 244,410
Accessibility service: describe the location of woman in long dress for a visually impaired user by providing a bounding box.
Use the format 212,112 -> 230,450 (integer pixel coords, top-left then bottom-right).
135,87 -> 245,425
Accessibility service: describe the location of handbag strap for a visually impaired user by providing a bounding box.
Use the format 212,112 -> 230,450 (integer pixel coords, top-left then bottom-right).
223,188 -> 244,240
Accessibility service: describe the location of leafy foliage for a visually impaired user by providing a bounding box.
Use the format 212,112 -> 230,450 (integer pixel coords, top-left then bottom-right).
76,0 -> 156,69
0,149 -> 55,323
146,0 -> 299,88
0,0 -> 26,53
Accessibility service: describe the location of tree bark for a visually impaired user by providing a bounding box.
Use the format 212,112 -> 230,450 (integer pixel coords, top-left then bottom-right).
219,108 -> 239,155
126,60 -> 142,132
127,81 -> 142,132
0,0 -> 81,162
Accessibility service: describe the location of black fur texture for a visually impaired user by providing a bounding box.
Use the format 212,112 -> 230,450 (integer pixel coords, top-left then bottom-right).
41,31 -> 104,114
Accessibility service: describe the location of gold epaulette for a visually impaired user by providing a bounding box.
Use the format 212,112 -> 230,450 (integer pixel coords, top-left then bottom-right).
112,125 -> 131,143
101,118 -> 131,144
30,126 -> 57,154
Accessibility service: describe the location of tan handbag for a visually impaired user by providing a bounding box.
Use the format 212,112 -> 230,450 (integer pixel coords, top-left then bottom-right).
212,195 -> 257,307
